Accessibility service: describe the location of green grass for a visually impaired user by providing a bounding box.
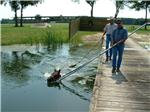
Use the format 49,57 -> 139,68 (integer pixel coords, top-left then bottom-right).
1,23 -> 99,46
42,29 -> 69,48
1,23 -> 69,45
124,25 -> 150,34
2,23 -> 149,45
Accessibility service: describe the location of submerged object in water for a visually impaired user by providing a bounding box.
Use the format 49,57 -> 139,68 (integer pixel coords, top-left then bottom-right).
47,69 -> 61,83
69,64 -> 77,68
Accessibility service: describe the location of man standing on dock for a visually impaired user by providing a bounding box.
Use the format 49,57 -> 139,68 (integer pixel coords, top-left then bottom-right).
102,17 -> 117,62
111,19 -> 128,73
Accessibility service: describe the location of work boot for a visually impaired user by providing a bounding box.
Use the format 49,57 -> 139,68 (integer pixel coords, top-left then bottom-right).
109,57 -> 112,61
112,68 -> 116,73
116,68 -> 120,72
105,57 -> 109,62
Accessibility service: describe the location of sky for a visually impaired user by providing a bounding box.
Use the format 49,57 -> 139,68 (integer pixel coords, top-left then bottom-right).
0,0 -> 149,20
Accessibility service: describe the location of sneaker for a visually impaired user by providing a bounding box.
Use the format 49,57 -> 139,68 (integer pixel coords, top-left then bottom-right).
112,68 -> 116,73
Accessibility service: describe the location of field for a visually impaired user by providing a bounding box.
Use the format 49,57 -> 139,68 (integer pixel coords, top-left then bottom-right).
1,23 -> 69,45
1,23 -> 150,45
124,24 -> 150,34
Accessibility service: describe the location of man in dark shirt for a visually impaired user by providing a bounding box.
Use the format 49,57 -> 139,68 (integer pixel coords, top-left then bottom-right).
112,20 -> 128,73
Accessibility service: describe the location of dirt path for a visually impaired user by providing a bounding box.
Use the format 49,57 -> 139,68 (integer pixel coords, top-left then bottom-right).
81,32 -> 150,51
81,33 -> 102,43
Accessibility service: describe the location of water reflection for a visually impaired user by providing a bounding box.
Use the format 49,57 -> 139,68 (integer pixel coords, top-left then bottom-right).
1,43 -> 98,111
47,81 -> 91,102
70,75 -> 96,93
47,81 -> 61,89
61,82 -> 90,102
1,48 -> 44,87
1,52 -> 30,87
46,72 -> 96,102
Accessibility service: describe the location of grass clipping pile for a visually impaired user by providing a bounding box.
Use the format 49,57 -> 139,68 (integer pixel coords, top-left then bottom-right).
131,33 -> 150,51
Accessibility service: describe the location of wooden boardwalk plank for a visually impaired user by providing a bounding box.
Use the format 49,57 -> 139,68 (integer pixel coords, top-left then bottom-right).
89,38 -> 150,112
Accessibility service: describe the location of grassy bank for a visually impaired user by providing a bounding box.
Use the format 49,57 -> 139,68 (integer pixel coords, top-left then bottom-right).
1,24 -> 149,45
125,25 -> 150,34
1,23 -> 69,45
124,25 -> 150,50
1,23 -> 99,46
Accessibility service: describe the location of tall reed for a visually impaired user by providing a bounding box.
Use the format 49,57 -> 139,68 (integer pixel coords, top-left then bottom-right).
42,28 -> 69,49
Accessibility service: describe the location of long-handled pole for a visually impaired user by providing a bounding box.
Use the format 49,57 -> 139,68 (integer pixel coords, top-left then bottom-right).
58,23 -> 149,81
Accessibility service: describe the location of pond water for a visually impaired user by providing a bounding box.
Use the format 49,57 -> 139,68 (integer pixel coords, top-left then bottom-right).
1,43 -> 100,112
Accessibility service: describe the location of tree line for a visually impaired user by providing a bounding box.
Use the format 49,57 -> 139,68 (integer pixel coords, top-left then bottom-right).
74,0 -> 150,30
1,0 -> 42,27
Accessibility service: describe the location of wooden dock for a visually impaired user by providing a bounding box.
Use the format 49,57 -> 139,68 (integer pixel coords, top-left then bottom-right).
89,38 -> 150,112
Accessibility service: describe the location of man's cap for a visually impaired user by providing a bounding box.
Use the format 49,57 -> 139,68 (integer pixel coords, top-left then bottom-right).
116,19 -> 122,24
107,16 -> 114,20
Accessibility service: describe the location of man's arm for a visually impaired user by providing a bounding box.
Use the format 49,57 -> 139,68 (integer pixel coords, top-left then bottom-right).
111,30 -> 116,45
102,31 -> 106,39
121,29 -> 128,44
101,31 -> 106,45
101,25 -> 107,44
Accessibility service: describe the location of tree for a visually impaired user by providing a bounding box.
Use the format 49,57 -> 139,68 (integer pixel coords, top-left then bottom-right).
0,0 -> 5,5
35,14 -> 41,22
114,1 -> 124,19
9,1 -> 20,27
72,0 -> 96,17
127,1 -> 150,30
19,1 -> 42,27
1,0 -> 42,27
71,0 -> 80,4
1,0 -> 20,27
86,0 -> 96,17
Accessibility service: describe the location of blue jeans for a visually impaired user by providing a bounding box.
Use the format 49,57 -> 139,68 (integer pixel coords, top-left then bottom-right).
112,44 -> 125,69
106,34 -> 112,58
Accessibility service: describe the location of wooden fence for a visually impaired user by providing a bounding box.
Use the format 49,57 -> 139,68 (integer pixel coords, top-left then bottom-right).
69,18 -> 80,38
69,17 -> 110,38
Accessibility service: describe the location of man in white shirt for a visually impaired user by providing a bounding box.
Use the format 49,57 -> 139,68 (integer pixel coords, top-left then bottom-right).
102,17 -> 117,62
